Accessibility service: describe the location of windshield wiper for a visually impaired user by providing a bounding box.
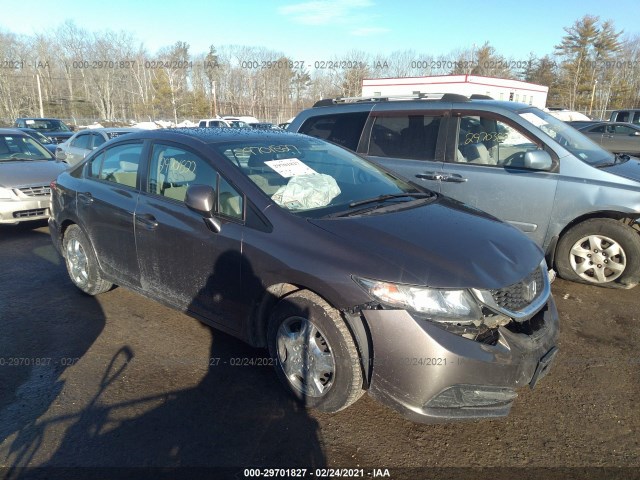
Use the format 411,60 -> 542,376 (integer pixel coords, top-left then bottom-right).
348,192 -> 433,208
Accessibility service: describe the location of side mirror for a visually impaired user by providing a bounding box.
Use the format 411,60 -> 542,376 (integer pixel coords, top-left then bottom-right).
524,150 -> 553,170
185,184 -> 221,233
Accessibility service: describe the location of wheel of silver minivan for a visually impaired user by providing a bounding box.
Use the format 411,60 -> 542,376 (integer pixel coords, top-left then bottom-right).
556,219 -> 640,288
267,290 -> 364,412
63,225 -> 113,295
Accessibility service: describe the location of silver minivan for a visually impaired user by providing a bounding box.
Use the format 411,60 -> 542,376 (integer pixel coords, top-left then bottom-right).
289,95 -> 640,289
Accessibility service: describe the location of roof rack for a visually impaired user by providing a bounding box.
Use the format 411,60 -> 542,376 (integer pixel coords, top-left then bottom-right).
312,92 -> 489,108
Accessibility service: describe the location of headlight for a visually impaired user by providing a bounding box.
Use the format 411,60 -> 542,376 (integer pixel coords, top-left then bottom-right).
0,187 -> 16,200
353,277 -> 483,325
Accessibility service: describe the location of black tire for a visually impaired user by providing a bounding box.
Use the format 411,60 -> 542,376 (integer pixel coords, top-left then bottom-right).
62,225 -> 113,295
556,218 -> 640,288
267,290 -> 365,413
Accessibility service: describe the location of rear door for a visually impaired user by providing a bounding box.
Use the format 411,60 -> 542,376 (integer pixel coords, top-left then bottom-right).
602,124 -> 640,155
360,109 -> 448,193
438,111 -> 559,246
134,142 -> 245,331
79,141 -> 144,286
66,132 -> 92,165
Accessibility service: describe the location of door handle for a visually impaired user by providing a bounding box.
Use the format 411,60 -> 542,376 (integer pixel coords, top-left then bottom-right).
136,213 -> 158,230
440,173 -> 468,183
78,192 -> 93,205
415,171 -> 442,180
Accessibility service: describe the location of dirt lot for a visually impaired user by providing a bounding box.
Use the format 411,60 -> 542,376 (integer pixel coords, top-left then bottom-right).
0,224 -> 638,480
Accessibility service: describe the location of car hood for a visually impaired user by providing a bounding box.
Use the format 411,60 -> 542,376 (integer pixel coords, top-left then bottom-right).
0,160 -> 67,187
309,197 -> 543,290
600,157 -> 640,183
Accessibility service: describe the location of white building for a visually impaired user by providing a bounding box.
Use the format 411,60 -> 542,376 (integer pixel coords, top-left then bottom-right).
361,75 -> 549,108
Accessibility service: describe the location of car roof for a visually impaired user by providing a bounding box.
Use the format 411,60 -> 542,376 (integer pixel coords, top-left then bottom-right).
308,95 -> 531,113
16,117 -> 64,121
77,127 -> 141,133
580,121 -> 640,129
119,127 -> 308,145
0,128 -> 30,136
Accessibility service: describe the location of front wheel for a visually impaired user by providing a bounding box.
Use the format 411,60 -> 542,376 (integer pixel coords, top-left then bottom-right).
63,225 -> 113,295
556,218 -> 640,288
267,290 -> 364,413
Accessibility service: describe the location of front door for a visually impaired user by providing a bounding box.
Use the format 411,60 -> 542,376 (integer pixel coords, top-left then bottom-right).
439,112 -> 559,247
134,142 -> 245,331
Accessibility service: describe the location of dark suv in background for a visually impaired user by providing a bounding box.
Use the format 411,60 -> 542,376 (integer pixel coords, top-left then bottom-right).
14,117 -> 74,144
289,94 -> 640,289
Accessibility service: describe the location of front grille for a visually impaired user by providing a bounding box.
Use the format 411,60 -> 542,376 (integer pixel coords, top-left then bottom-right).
490,267 -> 544,312
13,208 -> 47,218
18,186 -> 51,197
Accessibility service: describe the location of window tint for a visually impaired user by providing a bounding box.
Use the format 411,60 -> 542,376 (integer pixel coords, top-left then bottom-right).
589,125 -> 606,133
71,133 -> 91,149
96,143 -> 142,187
617,112 -> 630,122
632,112 -> 640,125
93,133 -> 106,147
147,144 -> 243,219
369,115 -> 441,160
455,115 -> 540,168
89,152 -> 104,178
298,112 -> 369,151
218,176 -> 243,219
611,124 -> 635,135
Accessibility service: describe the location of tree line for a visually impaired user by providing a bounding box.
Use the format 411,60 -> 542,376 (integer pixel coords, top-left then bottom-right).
0,15 -> 638,126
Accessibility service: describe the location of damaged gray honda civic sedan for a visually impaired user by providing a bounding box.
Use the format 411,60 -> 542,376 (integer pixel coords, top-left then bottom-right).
49,128 -> 558,422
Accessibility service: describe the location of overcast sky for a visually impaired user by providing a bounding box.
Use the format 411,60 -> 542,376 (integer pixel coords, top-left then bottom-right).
2,0 -> 639,62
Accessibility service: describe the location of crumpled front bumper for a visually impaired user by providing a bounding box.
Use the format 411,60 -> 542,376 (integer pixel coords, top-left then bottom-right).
363,296 -> 559,423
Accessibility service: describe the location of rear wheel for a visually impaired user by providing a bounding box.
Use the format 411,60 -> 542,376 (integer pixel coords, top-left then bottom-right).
556,219 -> 640,288
63,225 -> 113,295
267,290 -> 364,413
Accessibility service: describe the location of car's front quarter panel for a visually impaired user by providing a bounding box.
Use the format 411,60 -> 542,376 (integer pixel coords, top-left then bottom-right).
545,155 -> 640,247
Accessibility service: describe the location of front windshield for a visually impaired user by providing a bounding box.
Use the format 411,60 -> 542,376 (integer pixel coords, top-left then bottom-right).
519,108 -> 613,165
216,136 -> 424,218
25,119 -> 71,132
0,135 -> 54,161
28,130 -> 53,144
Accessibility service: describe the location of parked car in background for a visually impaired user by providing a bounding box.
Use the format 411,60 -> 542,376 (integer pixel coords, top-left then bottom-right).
569,121 -> 640,156
289,94 -> 640,289
563,120 -> 601,130
48,127 -> 558,423
198,118 -> 231,128
248,122 -> 280,129
609,109 -> 640,125
55,128 -> 141,166
13,118 -> 74,144
223,115 -> 259,125
0,129 -> 66,224
220,117 -> 250,127
17,128 -> 58,155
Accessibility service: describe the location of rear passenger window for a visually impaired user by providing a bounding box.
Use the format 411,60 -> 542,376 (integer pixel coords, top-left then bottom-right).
368,115 -> 442,160
96,143 -> 143,188
71,133 -> 91,149
298,112 -> 369,151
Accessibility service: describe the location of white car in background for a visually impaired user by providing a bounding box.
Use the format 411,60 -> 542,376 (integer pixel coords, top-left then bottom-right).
197,118 -> 231,128
0,129 -> 66,225
55,128 -> 141,166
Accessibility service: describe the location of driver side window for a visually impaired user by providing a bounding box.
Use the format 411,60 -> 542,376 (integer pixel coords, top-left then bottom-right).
456,115 -> 540,168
